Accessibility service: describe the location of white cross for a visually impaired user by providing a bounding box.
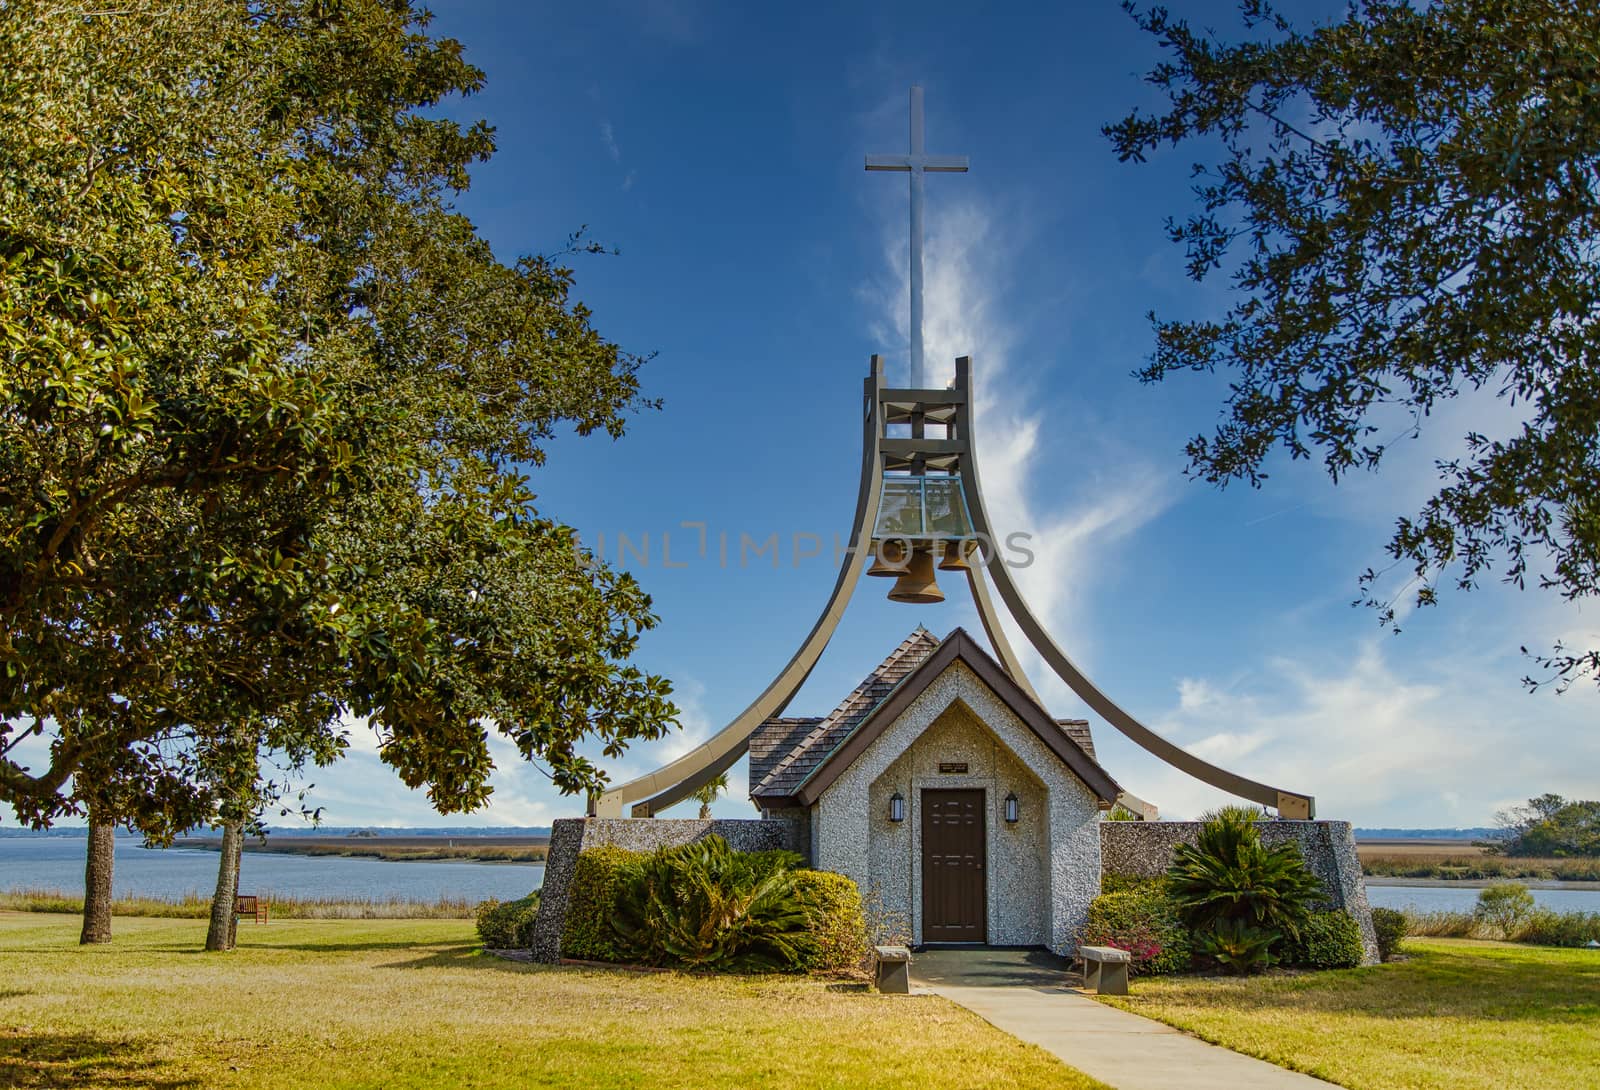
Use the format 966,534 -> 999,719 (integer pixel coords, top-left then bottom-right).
867,85 -> 969,389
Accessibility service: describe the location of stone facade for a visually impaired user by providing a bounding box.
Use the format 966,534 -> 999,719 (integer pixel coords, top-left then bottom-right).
529,816 -> 802,963
1100,819 -> 1379,964
812,659 -> 1104,954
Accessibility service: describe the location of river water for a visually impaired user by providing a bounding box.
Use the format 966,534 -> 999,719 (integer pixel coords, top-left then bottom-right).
4,837 -> 1598,913
0,837 -> 543,904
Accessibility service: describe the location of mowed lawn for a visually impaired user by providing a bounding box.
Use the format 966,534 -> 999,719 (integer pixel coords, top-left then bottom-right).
0,912 -> 1104,1090
1102,938 -> 1600,1090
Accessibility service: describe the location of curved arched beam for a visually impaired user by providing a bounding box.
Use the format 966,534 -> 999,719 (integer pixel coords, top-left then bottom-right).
590,359 -> 888,818
963,562 -> 1041,704
954,356 -> 1315,819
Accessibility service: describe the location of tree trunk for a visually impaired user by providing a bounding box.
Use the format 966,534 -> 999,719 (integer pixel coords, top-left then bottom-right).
205,821 -> 244,951
79,805 -> 115,945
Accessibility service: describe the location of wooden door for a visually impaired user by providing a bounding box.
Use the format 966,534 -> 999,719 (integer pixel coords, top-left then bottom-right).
921,789 -> 986,943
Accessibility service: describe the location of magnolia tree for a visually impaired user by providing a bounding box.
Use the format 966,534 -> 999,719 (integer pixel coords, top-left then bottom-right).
0,1 -> 676,944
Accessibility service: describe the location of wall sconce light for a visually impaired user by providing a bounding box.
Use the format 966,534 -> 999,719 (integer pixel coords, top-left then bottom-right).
889,792 -> 905,823
1004,792 -> 1019,824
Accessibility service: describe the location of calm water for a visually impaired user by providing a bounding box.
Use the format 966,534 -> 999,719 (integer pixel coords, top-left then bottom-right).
0,837 -> 543,903
1366,883 -> 1600,914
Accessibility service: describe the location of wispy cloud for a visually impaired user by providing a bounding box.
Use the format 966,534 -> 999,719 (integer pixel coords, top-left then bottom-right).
600,121 -> 622,164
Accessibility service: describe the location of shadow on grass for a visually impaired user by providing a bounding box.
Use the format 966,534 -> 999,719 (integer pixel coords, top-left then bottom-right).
1143,944 -> 1600,1026
0,1029 -> 198,1088
379,945 -> 545,971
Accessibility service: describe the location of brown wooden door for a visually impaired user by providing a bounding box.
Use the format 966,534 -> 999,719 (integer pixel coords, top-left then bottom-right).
921,789 -> 986,943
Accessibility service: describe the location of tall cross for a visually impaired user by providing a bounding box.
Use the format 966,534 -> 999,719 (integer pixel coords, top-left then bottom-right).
867,85 -> 969,389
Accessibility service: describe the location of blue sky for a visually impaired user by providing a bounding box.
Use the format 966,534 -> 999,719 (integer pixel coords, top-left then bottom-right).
17,0 -> 1596,830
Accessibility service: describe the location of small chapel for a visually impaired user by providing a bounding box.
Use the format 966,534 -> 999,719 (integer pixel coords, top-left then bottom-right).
530,87 -> 1374,965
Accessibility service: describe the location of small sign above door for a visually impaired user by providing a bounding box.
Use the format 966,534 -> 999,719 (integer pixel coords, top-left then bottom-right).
937,762 -> 968,774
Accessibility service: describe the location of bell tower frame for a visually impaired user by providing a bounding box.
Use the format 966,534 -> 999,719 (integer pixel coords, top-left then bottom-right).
589,355 -> 1315,820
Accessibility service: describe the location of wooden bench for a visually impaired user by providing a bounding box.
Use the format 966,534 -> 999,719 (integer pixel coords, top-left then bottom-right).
1077,945 -> 1130,995
873,945 -> 911,994
234,895 -> 268,924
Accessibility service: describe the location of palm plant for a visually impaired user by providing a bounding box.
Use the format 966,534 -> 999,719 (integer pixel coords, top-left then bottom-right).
1168,805 -> 1323,951
689,773 -> 729,820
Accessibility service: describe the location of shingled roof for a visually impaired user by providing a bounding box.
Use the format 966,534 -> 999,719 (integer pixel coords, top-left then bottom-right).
750,628 -> 942,801
749,627 -> 1116,806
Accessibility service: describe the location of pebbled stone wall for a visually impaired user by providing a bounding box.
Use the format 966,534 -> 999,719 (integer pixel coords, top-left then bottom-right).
1100,819 -> 1379,965
528,817 -> 803,962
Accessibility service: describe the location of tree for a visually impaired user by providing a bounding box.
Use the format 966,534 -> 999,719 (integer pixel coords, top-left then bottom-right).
1474,881 -> 1535,938
689,773 -> 729,820
0,1 -> 676,864
1492,793 -> 1600,857
1106,0 -> 1600,689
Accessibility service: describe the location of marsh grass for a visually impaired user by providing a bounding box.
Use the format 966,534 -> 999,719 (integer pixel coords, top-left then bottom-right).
0,887 -> 475,918
1102,939 -> 1600,1090
1360,850 -> 1600,882
0,913 -> 1105,1090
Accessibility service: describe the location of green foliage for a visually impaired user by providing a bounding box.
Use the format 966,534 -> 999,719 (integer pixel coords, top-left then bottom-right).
1100,872 -> 1164,895
475,892 -> 541,949
687,774 -> 729,819
0,0 -> 675,831
1370,907 -> 1408,962
611,837 -> 812,972
791,870 -> 868,974
1167,807 -> 1324,941
1281,911 -> 1365,969
1106,0 -> 1600,690
1475,883 -> 1537,938
1514,908 -> 1600,947
1195,918 -> 1278,975
1081,886 -> 1193,976
1493,795 -> 1600,858
560,845 -> 645,963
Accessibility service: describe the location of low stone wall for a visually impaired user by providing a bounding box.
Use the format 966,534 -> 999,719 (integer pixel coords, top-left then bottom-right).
528,817 -> 804,963
1100,819 -> 1379,965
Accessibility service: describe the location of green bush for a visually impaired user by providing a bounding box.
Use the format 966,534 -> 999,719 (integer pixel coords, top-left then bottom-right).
1196,918 -> 1278,974
1168,806 -> 1324,946
1100,872 -> 1164,895
1512,908 -> 1600,947
1370,906 -> 1407,961
561,844 -> 646,962
611,836 -> 812,971
1281,910 -> 1364,969
1474,882 -> 1536,938
792,869 -> 868,973
1080,885 -> 1193,975
475,891 -> 540,949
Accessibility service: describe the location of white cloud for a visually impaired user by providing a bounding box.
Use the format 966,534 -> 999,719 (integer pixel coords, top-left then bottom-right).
600,121 -> 621,164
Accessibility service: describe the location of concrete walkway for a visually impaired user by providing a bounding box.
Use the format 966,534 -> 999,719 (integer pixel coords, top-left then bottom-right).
911,949 -> 1337,1090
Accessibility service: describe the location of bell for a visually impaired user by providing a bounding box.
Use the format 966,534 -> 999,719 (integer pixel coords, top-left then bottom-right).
888,549 -> 944,604
937,539 -> 971,573
867,538 -> 909,577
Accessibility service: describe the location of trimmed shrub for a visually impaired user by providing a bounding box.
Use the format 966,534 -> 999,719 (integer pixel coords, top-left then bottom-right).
1101,873 -> 1164,895
1080,885 -> 1193,975
1370,906 -> 1407,961
475,891 -> 540,949
793,869 -> 868,973
611,836 -> 812,971
1474,882 -> 1536,938
561,844 -> 646,962
1281,910 -> 1364,969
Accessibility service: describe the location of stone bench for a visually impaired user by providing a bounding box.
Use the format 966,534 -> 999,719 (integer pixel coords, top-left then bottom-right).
874,945 -> 911,994
1077,945 -> 1131,995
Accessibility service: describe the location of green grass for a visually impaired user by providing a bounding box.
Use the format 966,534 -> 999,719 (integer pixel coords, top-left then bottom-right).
1102,939 -> 1600,1090
0,887 -> 476,918
0,912 -> 1105,1089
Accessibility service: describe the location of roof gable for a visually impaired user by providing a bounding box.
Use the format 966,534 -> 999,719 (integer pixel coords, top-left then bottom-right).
781,627 -> 1121,807
751,628 -> 941,800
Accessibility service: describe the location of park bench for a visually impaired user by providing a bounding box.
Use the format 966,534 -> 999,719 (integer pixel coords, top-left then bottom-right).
234,894 -> 268,924
1076,945 -> 1130,995
873,945 -> 911,994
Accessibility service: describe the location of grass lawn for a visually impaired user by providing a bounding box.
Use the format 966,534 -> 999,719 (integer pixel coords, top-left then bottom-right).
0,911 -> 1104,1089
1102,938 -> 1600,1090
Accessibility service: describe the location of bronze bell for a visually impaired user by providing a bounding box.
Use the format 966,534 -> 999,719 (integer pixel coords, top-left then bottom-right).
888,548 -> 944,604
867,538 -> 909,577
938,539 -> 971,573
